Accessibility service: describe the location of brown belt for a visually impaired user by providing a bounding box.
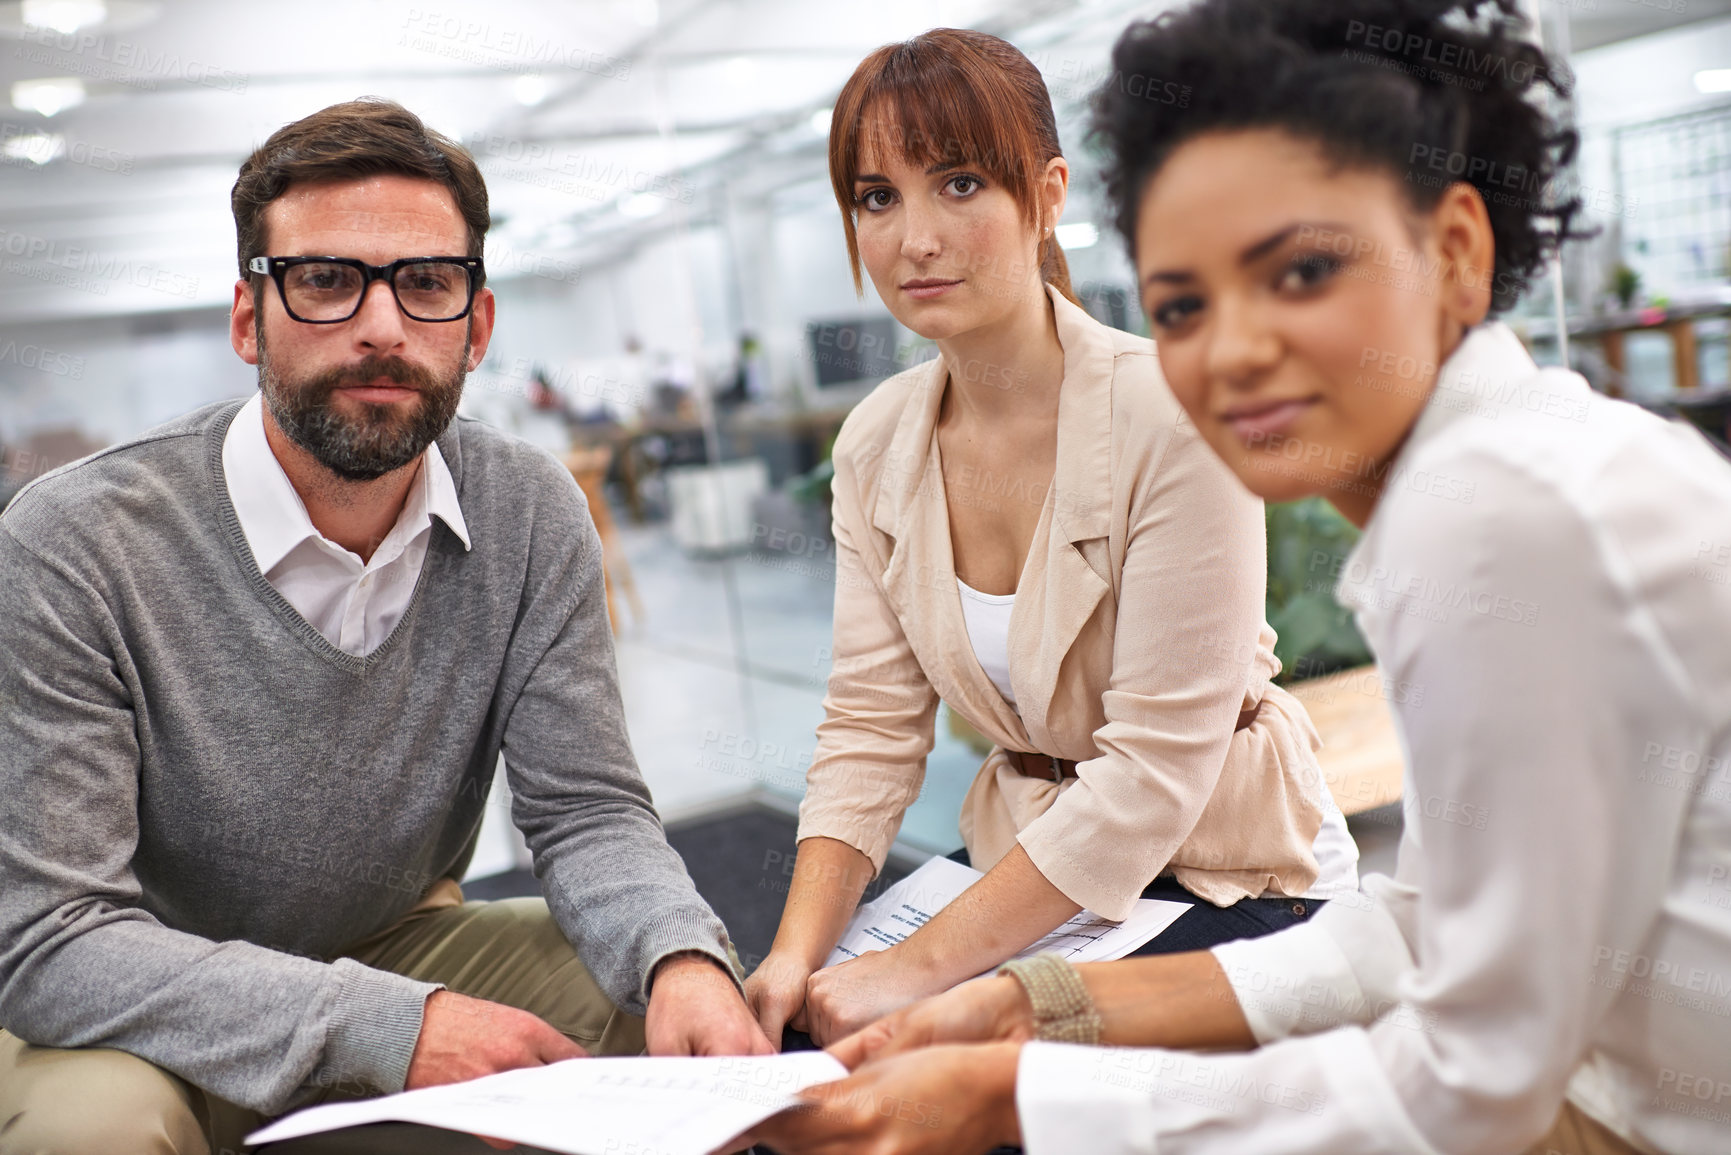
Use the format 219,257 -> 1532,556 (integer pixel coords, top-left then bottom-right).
1008,701 -> 1262,781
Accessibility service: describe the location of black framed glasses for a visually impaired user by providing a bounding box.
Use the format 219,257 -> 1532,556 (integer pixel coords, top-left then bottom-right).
246,256 -> 485,323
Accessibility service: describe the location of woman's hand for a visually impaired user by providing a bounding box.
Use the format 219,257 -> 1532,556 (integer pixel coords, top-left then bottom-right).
799,844 -> 1081,1046
828,973 -> 1034,1069
743,948 -> 815,1044
747,837 -> 879,1044
802,946 -> 954,1045
728,1041 -> 1024,1155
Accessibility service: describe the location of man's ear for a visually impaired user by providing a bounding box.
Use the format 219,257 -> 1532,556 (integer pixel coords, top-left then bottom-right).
230,278 -> 260,365
1433,181 -> 1495,331
465,287 -> 496,371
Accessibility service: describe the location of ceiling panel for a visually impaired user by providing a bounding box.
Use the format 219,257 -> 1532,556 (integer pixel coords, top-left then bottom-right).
1559,0 -> 1731,51
0,0 -> 1709,323
0,0 -> 1071,321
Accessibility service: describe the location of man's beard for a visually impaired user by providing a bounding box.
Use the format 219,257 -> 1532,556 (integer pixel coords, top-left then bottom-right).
258,332 -> 468,483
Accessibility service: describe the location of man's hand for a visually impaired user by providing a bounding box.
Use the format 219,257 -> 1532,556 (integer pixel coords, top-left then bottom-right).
406,990 -> 587,1089
828,974 -> 1034,1070
801,946 -> 951,1046
725,1041 -> 1023,1155
646,952 -> 776,1056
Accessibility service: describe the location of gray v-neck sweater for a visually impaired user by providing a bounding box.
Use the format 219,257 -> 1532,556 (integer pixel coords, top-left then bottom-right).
0,399 -> 732,1114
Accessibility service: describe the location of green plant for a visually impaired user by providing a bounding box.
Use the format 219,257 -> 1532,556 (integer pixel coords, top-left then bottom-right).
1610,263 -> 1641,310
1264,497 -> 1372,681
785,456 -> 834,505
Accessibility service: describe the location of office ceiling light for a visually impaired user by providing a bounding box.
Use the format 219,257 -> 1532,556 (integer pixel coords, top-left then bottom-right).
1695,69 -> 1731,94
619,192 -> 665,219
11,77 -> 85,117
3,131 -> 64,164
513,73 -> 551,106
724,56 -> 755,85
618,192 -> 665,219
22,0 -> 107,33
1055,221 -> 1099,249
810,107 -> 833,135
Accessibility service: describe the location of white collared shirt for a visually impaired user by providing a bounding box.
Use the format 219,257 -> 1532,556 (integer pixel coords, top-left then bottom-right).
222,393 -> 471,656
1017,323 -> 1731,1154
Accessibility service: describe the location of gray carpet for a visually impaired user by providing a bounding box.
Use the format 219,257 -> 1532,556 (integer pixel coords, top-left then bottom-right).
464,803 -> 914,975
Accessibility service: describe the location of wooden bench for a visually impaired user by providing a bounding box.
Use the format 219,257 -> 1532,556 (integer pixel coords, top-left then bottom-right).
1287,665 -> 1406,816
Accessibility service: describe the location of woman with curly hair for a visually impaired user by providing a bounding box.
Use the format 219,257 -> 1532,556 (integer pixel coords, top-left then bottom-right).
738,1 -> 1731,1153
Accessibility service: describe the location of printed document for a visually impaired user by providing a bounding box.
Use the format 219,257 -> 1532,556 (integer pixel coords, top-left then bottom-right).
247,1052 -> 846,1154
825,855 -> 1191,969
252,859 -> 1188,1152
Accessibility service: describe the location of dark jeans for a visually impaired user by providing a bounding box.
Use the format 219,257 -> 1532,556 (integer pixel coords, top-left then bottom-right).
1126,874 -> 1319,954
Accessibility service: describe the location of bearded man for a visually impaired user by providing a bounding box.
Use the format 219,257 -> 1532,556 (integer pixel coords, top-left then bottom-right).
0,98 -> 769,1155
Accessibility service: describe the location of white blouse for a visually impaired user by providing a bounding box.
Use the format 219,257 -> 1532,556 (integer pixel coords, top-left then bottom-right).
1017,323 -> 1731,1153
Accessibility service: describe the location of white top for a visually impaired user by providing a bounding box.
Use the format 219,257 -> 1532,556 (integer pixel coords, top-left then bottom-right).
1303,796 -> 1359,903
221,393 -> 471,656
1017,323 -> 1731,1154
955,583 -> 1359,904
956,576 -> 1017,707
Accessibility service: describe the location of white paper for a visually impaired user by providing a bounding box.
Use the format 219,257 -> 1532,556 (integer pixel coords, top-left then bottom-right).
247,1052 -> 847,1155
825,856 -> 1191,971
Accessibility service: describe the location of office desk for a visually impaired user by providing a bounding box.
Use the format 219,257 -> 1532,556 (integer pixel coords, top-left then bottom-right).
1567,300 -> 1731,395
1287,666 -> 1405,818
586,404 -> 853,523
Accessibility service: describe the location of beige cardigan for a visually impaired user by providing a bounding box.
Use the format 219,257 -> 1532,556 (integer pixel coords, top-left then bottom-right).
796,289 -> 1326,920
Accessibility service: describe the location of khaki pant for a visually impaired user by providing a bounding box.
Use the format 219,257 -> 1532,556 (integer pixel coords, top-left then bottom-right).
0,886 -> 645,1155
1525,1101 -> 1648,1155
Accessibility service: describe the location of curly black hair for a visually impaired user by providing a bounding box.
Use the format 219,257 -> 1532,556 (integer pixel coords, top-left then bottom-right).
1089,0 -> 1590,312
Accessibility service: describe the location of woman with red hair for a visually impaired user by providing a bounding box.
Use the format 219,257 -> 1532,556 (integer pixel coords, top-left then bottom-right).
744,27 -> 1355,1050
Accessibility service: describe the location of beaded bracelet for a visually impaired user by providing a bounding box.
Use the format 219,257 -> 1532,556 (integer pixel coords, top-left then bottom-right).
997,953 -> 1103,1045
